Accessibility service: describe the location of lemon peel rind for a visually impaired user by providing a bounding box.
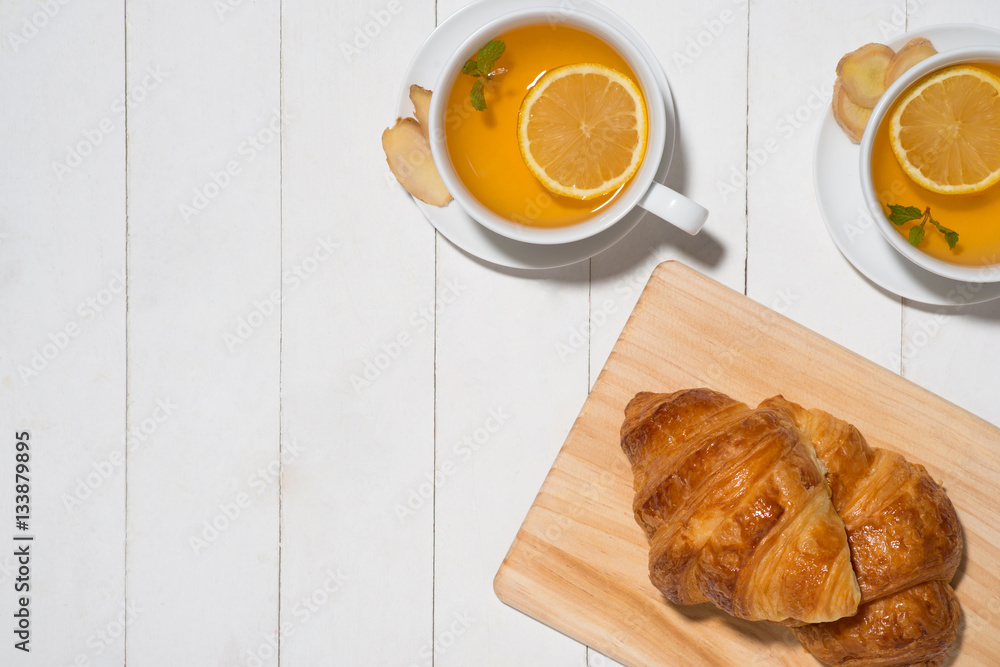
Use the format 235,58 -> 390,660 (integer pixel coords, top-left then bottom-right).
517,63 -> 648,201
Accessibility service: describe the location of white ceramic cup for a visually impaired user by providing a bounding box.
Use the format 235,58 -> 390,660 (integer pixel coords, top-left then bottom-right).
860,45 -> 1000,283
427,7 -> 708,245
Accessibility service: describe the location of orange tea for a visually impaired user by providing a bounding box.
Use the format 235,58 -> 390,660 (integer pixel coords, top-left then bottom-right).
443,23 -> 644,228
871,62 -> 1000,266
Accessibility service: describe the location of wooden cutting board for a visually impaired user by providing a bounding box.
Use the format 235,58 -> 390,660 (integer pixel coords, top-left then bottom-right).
494,261 -> 1000,666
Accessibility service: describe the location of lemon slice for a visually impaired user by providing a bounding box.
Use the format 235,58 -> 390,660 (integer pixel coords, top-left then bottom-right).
889,65 -> 1000,194
517,63 -> 647,200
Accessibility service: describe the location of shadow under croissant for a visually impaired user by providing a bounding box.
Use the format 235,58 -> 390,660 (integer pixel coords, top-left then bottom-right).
666,576 -> 967,667
669,596 -> 803,651
950,522 -> 969,590
940,532 -> 969,667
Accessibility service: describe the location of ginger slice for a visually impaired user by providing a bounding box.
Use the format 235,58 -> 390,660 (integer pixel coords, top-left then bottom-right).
382,117 -> 453,207
885,38 -> 937,87
409,85 -> 432,137
837,43 -> 894,107
832,78 -> 872,143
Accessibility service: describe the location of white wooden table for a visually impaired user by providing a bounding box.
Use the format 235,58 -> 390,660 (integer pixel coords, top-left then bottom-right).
2,1 -> 999,665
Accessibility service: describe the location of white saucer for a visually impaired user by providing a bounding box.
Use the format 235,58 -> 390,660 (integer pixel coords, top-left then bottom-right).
814,24 -> 1000,305
396,0 -> 677,270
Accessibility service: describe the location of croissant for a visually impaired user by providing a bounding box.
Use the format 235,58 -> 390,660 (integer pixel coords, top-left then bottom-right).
620,389 -> 861,624
762,396 -> 962,667
792,581 -> 961,667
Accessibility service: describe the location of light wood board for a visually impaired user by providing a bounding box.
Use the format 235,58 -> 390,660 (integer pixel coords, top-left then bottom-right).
495,261 -> 1000,666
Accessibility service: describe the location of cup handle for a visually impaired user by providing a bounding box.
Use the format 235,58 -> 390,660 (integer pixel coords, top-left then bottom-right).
637,182 -> 708,235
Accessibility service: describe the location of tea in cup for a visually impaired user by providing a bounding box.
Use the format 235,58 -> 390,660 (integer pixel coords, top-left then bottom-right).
428,7 -> 708,245
861,46 -> 1000,282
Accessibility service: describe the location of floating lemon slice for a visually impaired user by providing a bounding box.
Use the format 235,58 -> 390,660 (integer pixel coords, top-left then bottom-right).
517,63 -> 647,200
889,65 -> 1000,195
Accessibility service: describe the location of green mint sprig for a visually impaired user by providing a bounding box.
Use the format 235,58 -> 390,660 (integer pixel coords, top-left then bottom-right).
886,204 -> 959,249
463,39 -> 506,111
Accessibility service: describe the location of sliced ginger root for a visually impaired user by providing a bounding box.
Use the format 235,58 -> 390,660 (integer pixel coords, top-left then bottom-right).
409,85 -> 432,136
382,117 -> 453,207
884,38 -> 937,87
832,79 -> 872,143
837,43 -> 894,107
383,86 -> 453,207
830,38 -> 937,143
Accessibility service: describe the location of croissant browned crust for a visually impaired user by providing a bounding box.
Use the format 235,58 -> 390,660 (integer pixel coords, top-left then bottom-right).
791,580 -> 961,667
761,396 -> 963,667
761,396 -> 962,601
620,389 -> 861,624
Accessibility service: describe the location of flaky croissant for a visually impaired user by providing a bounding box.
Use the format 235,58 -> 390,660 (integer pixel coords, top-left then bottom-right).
792,581 -> 961,667
620,389 -> 861,625
762,396 -> 962,667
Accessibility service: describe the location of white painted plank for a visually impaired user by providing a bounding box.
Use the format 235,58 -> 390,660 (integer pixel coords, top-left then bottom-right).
896,0 -> 1000,43
0,1 -> 125,664
590,0 -> 750,384
433,253 -> 590,667
898,2 -> 1000,424
589,3 -> 749,664
432,0 -> 590,663
125,1 -> 281,664
746,0 -> 902,369
278,1 -> 438,664
899,299 -> 1000,423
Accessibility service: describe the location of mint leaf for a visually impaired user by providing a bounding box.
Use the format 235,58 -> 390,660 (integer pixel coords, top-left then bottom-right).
887,204 -> 923,226
890,204 -> 960,249
475,40 -> 506,76
463,39 -> 506,111
928,215 -> 961,249
470,80 -> 486,111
